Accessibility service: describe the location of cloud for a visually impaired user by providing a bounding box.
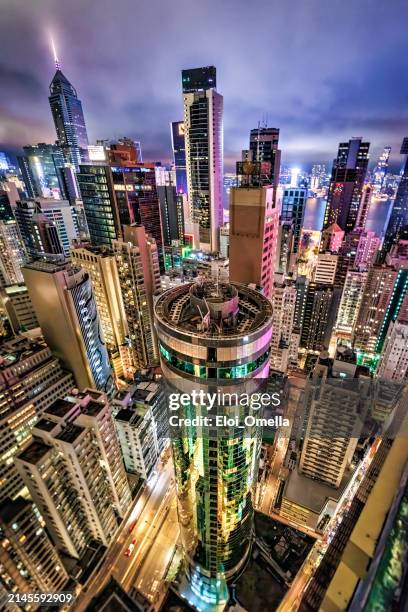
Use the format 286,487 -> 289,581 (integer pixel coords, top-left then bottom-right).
1,0 -> 408,171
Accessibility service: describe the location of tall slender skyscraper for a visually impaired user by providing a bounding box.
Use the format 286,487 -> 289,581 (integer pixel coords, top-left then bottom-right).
281,186 -> 307,252
0,220 -> 26,287
49,57 -> 89,169
383,138 -> 408,254
249,126 -> 281,191
113,225 -> 161,374
22,259 -> 113,392
182,66 -> 223,251
155,281 -> 273,605
323,138 -> 370,233
71,244 -> 128,379
229,162 -> 279,298
171,121 -> 187,194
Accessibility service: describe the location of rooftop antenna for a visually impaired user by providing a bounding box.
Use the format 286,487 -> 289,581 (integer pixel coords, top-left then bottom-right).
50,36 -> 61,70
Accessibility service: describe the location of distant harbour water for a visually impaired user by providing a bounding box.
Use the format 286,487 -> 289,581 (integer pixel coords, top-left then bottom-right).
303,196 -> 393,235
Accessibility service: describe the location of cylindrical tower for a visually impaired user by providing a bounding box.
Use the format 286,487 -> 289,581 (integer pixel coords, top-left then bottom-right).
155,280 -> 273,605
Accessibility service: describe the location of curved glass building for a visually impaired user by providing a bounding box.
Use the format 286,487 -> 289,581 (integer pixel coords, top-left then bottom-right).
155,280 -> 273,606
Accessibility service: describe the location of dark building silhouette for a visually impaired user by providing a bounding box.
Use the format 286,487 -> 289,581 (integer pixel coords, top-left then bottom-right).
324,138 -> 370,233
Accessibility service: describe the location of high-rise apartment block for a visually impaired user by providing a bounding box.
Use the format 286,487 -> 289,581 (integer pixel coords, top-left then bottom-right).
0,221 -> 26,287
229,165 -> 279,298
299,354 -> 370,488
354,229 -> 381,269
383,137 -> 408,253
353,264 -> 408,356
0,191 -> 14,222
313,253 -> 338,284
113,225 -> 161,374
334,270 -> 367,341
249,126 -> 281,192
320,223 -> 344,253
155,281 -> 273,605
0,335 -> 74,503
0,497 -> 69,593
270,280 -> 298,372
114,381 -> 165,479
324,138 -> 370,233
14,198 -> 77,256
182,66 -> 223,251
372,145 -> 391,191
377,319 -> 408,382
158,185 -> 185,246
22,259 -> 112,391
15,390 -> 131,560
70,244 -> 127,378
281,187 -> 307,252
0,284 -> 38,333
300,283 -> 333,351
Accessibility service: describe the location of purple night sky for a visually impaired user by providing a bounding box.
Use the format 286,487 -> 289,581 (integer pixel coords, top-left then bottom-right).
1,0 -> 408,171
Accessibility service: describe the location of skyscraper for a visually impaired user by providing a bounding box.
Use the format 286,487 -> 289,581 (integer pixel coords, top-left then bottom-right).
323,138 -> 370,233
0,284 -> 38,333
49,62 -> 89,169
382,138 -> 408,254
15,390 -> 131,559
77,164 -> 120,247
0,191 -> 14,222
70,244 -> 127,379
377,319 -> 408,382
249,126 -> 281,191
157,184 -> 185,246
270,280 -> 298,372
171,121 -> 187,194
113,225 -> 161,374
18,143 -> 65,198
14,198 -> 78,256
155,280 -> 273,605
182,66 -> 223,251
334,270 -> 367,342
0,220 -> 26,287
354,230 -> 381,269
78,161 -> 164,269
353,264 -> 408,357
299,353 -> 370,488
301,396 -> 408,611
114,381 -> 164,479
229,163 -> 279,298
0,497 -> 69,592
300,283 -> 334,351
281,186 -> 307,252
22,259 -> 113,392
0,335 -> 74,503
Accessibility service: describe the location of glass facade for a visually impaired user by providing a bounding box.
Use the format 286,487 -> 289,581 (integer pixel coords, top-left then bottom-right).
78,165 -> 119,247
49,69 -> 89,169
155,281 -> 273,606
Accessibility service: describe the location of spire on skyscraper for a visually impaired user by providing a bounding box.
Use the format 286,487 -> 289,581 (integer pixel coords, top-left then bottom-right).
50,36 -> 61,71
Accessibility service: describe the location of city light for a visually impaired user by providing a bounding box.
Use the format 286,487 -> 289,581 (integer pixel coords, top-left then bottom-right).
1,6 -> 407,612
